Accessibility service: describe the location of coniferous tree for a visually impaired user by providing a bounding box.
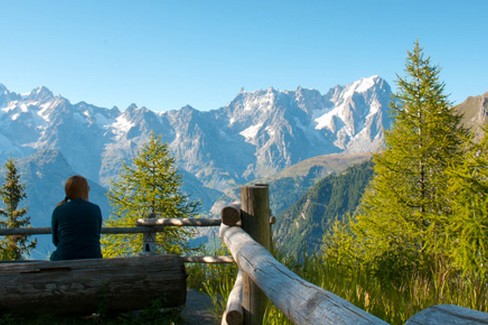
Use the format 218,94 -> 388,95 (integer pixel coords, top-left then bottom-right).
0,158 -> 36,260
446,129 -> 488,277
102,133 -> 200,257
324,42 -> 467,279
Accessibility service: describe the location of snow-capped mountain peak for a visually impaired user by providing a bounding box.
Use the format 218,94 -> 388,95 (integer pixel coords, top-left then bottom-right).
347,75 -> 381,94
24,86 -> 54,102
313,76 -> 392,151
0,76 -> 393,192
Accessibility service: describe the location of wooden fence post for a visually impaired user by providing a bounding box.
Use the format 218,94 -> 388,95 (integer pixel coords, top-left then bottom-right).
240,184 -> 271,325
142,212 -> 157,254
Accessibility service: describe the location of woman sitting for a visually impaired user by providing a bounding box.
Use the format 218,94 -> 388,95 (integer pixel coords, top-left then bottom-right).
50,175 -> 103,261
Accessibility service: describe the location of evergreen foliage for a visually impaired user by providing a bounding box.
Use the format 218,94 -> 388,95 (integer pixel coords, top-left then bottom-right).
102,133 -> 200,257
446,129 -> 488,277
324,42 -> 468,280
0,158 -> 36,260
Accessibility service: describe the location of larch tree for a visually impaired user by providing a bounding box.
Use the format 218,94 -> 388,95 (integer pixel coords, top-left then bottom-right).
446,129 -> 488,277
102,133 -> 200,257
324,42 -> 467,280
0,158 -> 37,260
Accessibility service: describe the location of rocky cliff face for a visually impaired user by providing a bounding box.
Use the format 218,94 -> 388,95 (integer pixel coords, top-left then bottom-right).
0,75 -> 393,199
454,92 -> 488,140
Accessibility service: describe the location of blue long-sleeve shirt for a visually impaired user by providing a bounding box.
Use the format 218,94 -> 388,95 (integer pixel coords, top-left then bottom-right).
50,198 -> 103,261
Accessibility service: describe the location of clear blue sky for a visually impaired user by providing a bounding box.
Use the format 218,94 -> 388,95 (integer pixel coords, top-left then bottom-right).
1,1 -> 486,111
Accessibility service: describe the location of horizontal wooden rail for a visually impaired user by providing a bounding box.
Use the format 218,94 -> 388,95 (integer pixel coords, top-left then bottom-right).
219,224 -> 387,325
406,304 -> 488,324
137,217 -> 221,227
0,256 -> 234,264
181,256 -> 234,264
0,226 -> 165,236
0,218 -> 222,236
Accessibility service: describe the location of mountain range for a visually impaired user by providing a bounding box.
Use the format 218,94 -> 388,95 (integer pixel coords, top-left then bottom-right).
0,75 -> 394,258
0,74 -> 392,208
6,76 -> 485,258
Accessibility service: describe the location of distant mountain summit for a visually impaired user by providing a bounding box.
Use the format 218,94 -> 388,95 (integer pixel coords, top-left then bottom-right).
0,76 -> 393,226
202,75 -> 393,184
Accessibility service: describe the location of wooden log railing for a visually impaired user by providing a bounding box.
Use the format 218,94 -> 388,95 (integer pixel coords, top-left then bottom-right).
0,217 -> 230,315
0,217 -> 221,236
219,185 -> 488,325
0,218 -> 232,263
219,185 -> 386,325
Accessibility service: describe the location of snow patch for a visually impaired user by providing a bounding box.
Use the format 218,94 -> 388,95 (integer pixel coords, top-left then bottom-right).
314,103 -> 346,131
111,115 -> 134,138
1,102 -> 18,113
367,101 -> 380,116
343,76 -> 378,98
240,123 -> 262,141
38,102 -> 52,122
265,125 -> 275,137
355,76 -> 377,93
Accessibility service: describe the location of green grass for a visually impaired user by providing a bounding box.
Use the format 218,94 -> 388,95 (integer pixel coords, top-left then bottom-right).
280,254 -> 488,325
5,247 -> 487,324
191,250 -> 488,325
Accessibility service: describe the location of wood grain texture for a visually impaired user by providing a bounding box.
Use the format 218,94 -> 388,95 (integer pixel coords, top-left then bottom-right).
181,256 -> 234,264
137,218 -> 221,227
222,270 -> 243,325
406,304 -> 488,324
0,255 -> 186,314
219,224 -> 387,325
0,226 -> 167,235
221,204 -> 241,226
240,185 -> 271,324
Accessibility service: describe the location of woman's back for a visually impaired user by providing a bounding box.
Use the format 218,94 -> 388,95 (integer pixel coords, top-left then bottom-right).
50,198 -> 102,261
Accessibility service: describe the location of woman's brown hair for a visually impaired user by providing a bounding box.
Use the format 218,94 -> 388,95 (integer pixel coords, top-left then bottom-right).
57,175 -> 90,206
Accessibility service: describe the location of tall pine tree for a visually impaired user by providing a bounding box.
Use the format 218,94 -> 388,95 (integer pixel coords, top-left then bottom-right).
325,42 -> 467,279
0,158 -> 36,260
102,133 -> 200,257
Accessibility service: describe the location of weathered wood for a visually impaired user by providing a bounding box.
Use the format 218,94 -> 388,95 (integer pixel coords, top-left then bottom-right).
221,204 -> 241,226
137,217 -> 221,227
0,255 -> 186,315
0,226 -> 167,236
102,226 -> 166,234
240,185 -> 271,249
142,213 -> 157,253
0,218 -> 221,237
222,270 -> 243,325
240,185 -> 271,325
406,304 -> 488,324
219,224 -> 387,325
181,256 -> 234,264
0,227 -> 52,235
